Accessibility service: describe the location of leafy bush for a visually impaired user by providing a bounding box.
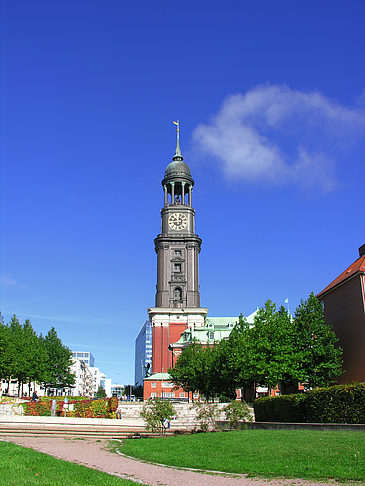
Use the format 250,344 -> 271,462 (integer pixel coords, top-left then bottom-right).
254,383 -> 365,424
254,394 -> 306,422
223,400 -> 253,429
304,383 -> 365,424
191,401 -> 220,432
23,397 -> 118,418
140,397 -> 176,435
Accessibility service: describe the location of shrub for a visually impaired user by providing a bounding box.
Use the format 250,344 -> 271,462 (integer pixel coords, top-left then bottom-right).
223,400 -> 253,429
140,398 -> 175,435
191,401 -> 220,432
304,383 -> 365,424
254,394 -> 306,422
254,383 -> 365,424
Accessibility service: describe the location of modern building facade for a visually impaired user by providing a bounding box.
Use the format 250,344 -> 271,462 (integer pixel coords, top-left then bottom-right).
134,320 -> 152,386
71,351 -> 95,368
317,244 -> 365,383
69,358 -> 94,397
89,367 -> 112,397
111,384 -> 124,398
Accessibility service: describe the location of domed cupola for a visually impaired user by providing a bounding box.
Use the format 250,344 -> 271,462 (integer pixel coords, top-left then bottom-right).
162,121 -> 194,206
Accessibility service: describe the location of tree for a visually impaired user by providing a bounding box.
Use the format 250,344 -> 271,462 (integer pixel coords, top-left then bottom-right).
221,314 -> 260,401
21,319 -> 48,396
168,340 -> 202,397
42,327 -> 75,392
0,314 -> 14,387
293,292 -> 343,388
170,293 -> 344,401
249,302 -> 303,391
95,386 -> 107,398
7,315 -> 27,395
169,340 -> 221,400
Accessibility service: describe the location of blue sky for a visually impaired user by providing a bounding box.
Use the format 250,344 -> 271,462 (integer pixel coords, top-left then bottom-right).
1,1 -> 364,385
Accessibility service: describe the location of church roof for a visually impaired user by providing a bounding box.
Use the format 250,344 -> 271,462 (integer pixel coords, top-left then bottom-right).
163,121 -> 193,181
164,158 -> 191,177
317,254 -> 365,297
206,317 -> 238,326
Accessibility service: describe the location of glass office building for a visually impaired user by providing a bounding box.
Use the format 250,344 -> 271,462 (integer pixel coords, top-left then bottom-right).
134,320 -> 152,386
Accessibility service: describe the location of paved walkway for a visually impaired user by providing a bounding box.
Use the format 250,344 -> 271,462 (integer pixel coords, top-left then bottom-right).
3,436 -> 348,486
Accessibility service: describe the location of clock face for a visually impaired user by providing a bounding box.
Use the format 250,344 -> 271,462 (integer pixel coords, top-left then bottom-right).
168,213 -> 188,231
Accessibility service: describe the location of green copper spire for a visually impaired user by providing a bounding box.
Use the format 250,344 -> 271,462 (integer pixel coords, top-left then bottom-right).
173,120 -> 182,158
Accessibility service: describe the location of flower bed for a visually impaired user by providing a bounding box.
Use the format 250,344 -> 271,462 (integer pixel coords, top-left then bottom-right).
23,397 -> 119,418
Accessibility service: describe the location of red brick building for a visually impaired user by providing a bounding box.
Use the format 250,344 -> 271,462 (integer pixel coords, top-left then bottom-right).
317,244 -> 365,383
143,373 -> 190,401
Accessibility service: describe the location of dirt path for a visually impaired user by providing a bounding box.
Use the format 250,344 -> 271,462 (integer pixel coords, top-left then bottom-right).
3,436 -> 348,486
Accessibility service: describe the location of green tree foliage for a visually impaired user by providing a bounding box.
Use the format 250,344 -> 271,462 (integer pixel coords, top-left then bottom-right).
95,386 -> 107,398
140,397 -> 175,435
0,315 -> 75,395
168,340 -> 203,396
222,314 -> 260,399
250,302 -> 302,389
169,293 -> 343,399
293,292 -> 343,388
169,340 -> 224,400
43,327 -> 75,390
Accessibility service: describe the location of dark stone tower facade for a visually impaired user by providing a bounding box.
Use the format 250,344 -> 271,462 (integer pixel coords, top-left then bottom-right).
154,128 -> 201,309
148,123 -> 207,374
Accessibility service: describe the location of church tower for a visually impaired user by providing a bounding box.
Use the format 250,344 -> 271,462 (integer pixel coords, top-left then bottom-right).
148,122 -> 208,374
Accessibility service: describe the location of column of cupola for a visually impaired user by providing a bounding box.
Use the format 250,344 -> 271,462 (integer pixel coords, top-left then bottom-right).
163,181 -> 193,207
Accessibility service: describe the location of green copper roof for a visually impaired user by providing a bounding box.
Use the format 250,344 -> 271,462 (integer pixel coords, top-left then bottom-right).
164,120 -> 192,178
165,159 -> 191,177
206,317 -> 238,326
172,311 -> 259,347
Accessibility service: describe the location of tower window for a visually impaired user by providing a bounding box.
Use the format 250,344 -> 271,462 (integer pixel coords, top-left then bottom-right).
173,287 -> 183,301
174,250 -> 182,256
174,263 -> 181,272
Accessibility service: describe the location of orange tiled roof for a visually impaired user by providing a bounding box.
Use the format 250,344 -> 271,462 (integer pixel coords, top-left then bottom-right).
317,255 -> 365,297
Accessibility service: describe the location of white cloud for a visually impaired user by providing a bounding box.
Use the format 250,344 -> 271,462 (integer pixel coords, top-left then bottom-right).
0,275 -> 26,288
1,310 -> 119,328
193,84 -> 365,191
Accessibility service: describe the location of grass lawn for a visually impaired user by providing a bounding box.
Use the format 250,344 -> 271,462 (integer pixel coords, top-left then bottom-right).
119,429 -> 365,483
0,441 -> 136,486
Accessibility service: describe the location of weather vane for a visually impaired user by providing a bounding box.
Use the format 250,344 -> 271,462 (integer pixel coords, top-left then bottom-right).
173,120 -> 180,133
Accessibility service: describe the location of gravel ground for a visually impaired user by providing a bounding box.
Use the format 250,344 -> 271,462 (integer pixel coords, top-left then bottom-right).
3,436 -> 348,486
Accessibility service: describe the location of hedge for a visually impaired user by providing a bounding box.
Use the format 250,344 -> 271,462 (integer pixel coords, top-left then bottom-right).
254,393 -> 306,422
254,383 -> 365,424
23,397 -> 118,418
